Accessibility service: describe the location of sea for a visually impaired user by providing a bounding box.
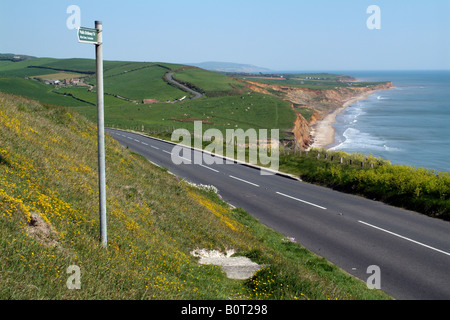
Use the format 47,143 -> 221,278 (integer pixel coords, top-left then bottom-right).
326,70 -> 450,173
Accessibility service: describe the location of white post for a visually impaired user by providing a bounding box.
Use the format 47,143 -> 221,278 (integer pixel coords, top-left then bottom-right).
95,21 -> 107,247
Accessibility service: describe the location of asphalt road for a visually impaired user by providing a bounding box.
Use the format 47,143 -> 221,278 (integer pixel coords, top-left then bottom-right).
166,72 -> 203,100
107,128 -> 450,300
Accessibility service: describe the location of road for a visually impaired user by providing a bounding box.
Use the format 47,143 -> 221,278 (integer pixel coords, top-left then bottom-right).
107,128 -> 450,300
166,72 -> 203,100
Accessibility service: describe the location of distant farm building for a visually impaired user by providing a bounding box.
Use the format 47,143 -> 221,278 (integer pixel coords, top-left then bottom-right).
64,78 -> 84,86
44,80 -> 61,85
142,99 -> 159,104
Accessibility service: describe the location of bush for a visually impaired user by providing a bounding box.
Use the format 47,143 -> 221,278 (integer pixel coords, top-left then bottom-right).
279,149 -> 450,221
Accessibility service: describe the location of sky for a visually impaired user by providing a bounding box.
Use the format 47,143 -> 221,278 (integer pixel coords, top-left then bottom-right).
1,0 -> 450,71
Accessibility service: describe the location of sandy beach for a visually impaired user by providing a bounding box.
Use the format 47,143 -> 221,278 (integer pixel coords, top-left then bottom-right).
308,89 -> 385,150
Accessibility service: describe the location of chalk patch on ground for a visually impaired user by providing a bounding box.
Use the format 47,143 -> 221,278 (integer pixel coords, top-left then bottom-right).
191,249 -> 266,280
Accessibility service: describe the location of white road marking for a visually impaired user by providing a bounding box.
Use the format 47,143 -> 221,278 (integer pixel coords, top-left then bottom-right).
358,220 -> 450,257
142,142 -> 149,146
151,146 -> 159,150
229,175 -> 259,187
199,164 -> 219,173
162,150 -> 171,155
276,192 -> 327,210
180,157 -> 192,163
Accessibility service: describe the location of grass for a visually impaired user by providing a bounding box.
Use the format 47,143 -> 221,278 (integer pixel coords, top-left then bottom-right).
34,72 -> 85,81
173,67 -> 248,97
55,87 -> 131,107
0,77 -> 84,107
0,92 -> 391,300
72,92 -> 296,141
240,73 -> 389,90
0,58 -> 59,77
0,58 -> 191,106
102,65 -> 186,102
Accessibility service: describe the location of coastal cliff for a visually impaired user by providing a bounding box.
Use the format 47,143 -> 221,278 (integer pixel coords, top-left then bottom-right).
245,80 -> 394,150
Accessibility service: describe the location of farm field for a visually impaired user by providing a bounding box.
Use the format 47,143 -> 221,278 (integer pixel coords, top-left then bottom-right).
172,67 -> 248,96
73,92 -> 296,140
0,77 -> 85,107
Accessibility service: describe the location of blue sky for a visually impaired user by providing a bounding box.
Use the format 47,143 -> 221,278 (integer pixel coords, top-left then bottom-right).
1,0 -> 449,71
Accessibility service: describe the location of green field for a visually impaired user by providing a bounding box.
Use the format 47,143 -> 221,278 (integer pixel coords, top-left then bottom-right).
56,87 -> 130,107
103,65 -> 187,102
234,72 -> 389,90
0,77 -> 84,107
173,67 -> 248,96
0,59 -> 191,106
73,92 -> 296,140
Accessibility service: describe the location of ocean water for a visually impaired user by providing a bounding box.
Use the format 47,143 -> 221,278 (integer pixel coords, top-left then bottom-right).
328,70 -> 450,172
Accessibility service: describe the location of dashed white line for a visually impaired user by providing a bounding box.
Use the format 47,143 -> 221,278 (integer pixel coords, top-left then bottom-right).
142,142 -> 149,146
276,192 -> 327,210
229,175 -> 259,187
180,156 -> 192,163
200,164 -> 219,173
358,220 -> 450,257
162,150 -> 171,155
151,146 -> 159,150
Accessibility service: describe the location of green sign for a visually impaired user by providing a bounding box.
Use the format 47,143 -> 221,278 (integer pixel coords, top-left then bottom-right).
78,27 -> 98,44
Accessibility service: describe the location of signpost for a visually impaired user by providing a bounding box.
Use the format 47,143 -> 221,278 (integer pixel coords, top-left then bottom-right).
78,21 -> 107,247
78,27 -> 98,44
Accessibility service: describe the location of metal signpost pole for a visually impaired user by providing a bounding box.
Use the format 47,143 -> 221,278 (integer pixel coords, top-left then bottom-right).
95,21 -> 107,247
77,22 -> 107,247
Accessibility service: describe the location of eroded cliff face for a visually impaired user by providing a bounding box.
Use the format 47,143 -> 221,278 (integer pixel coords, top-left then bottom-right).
291,111 -> 312,150
245,80 -> 394,150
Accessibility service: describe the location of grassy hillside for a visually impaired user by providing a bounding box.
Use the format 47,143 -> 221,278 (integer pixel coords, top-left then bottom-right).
172,67 -> 248,97
0,57 -> 300,144
102,65 -> 187,102
74,92 -> 296,139
0,77 -> 85,107
0,58 -> 189,105
0,93 -> 391,300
